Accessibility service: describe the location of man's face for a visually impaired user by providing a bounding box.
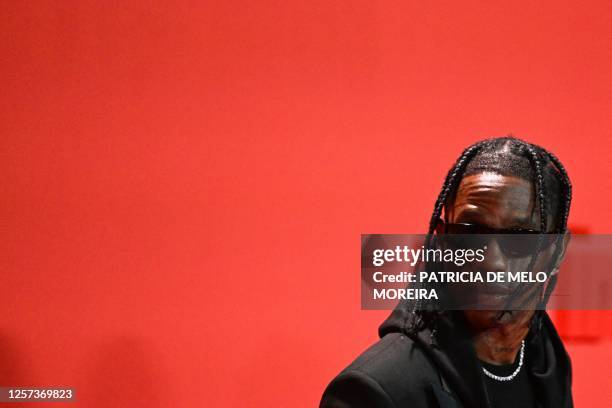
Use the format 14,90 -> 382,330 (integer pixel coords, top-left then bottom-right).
445,172 -> 561,330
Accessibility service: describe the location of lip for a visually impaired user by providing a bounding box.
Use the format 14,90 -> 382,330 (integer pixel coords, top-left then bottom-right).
459,281 -> 514,295
476,282 -> 514,295
452,284 -> 515,309
449,281 -> 539,309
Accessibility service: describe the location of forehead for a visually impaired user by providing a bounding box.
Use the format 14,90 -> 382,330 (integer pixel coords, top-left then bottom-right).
448,172 -> 537,228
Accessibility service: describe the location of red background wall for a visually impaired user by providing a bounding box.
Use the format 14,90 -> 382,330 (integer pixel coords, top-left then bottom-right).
2,1 -> 612,406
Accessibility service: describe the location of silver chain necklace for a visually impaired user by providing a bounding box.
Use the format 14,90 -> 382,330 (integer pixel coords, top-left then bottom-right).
481,340 -> 525,382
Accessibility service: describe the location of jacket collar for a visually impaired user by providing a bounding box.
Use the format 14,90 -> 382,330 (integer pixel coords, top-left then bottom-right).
399,312 -> 572,408
413,312 -> 489,408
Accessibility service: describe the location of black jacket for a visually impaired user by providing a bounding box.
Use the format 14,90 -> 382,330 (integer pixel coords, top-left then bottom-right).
320,310 -> 572,408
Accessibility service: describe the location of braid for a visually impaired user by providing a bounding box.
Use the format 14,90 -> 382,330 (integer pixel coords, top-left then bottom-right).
427,140 -> 491,234
522,144 -> 548,232
534,150 -> 572,320
502,143 -> 548,314
544,151 -> 572,232
495,142 -> 571,331
411,139 -> 492,333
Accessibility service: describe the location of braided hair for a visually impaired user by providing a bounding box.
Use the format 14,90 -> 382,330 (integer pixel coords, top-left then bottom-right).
408,136 -> 572,334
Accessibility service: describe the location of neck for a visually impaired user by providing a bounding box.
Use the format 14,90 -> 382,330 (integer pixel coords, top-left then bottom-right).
469,310 -> 534,365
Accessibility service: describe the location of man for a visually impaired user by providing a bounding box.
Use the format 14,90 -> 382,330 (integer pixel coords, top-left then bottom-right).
321,137 -> 573,408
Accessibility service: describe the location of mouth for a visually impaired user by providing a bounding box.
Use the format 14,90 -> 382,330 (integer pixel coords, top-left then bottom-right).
495,310 -> 515,324
449,281 -> 541,310
455,282 -> 514,307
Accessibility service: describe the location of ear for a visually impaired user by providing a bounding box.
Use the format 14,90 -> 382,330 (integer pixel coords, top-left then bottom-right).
550,231 -> 571,272
539,232 -> 570,307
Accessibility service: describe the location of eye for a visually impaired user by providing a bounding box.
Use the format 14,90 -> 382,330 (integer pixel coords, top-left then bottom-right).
499,235 -> 540,258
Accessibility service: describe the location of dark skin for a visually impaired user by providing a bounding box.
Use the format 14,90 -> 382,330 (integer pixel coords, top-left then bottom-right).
445,172 -> 569,365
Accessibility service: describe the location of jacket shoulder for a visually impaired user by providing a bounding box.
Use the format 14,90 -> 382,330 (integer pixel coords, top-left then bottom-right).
321,333 -> 441,408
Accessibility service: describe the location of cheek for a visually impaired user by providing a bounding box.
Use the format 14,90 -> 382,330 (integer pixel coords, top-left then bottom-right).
508,246 -> 556,272
506,256 -> 534,271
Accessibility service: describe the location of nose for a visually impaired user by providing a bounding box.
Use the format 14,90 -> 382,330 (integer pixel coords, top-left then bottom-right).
479,237 -> 510,273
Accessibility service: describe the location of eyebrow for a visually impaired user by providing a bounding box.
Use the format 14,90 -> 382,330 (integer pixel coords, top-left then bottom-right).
452,209 -> 537,230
